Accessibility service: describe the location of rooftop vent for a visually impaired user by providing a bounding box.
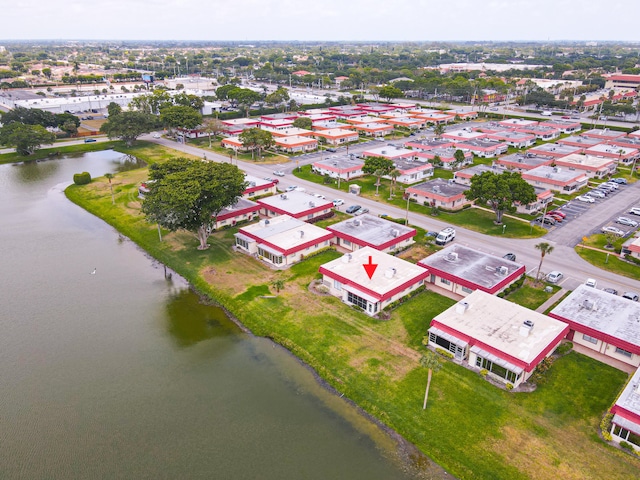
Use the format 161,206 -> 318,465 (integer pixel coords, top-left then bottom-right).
341,253 -> 353,263
391,228 -> 399,237
519,320 -> 534,337
309,201 -> 315,207
455,301 -> 469,314
582,299 -> 594,310
280,194 -> 288,200
384,267 -> 397,279
446,252 -> 458,262
497,266 -> 508,276
353,219 -> 361,227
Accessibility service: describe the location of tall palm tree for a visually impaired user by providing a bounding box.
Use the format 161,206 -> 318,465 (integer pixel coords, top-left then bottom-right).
271,278 -> 285,294
374,169 -> 385,196
420,352 -> 442,410
535,242 -> 554,282
388,169 -> 400,199
104,173 -> 115,205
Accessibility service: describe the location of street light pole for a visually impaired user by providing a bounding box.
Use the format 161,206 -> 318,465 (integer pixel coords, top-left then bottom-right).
405,192 -> 410,225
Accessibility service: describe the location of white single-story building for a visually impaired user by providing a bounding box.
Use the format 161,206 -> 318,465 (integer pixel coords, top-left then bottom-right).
327,214 -> 416,253
257,190 -> 334,221
235,215 -> 334,267
427,290 -> 569,387
609,367 -> 640,452
319,246 -> 429,316
417,244 -> 526,297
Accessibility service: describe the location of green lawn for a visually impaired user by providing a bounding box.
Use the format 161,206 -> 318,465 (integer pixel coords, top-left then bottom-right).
503,279 -> 560,310
293,165 -> 547,238
63,156 -> 640,479
575,247 -> 640,281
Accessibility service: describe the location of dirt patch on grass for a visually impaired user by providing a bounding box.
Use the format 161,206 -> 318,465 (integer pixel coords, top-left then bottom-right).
398,244 -> 437,264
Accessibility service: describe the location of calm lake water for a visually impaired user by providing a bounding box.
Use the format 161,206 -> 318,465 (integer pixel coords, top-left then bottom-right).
0,151 -> 447,479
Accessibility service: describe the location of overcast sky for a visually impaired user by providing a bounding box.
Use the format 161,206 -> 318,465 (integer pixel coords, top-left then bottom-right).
3,0 -> 640,42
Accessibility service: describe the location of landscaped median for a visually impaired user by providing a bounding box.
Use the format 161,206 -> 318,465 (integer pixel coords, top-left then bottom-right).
64,155 -> 640,479
293,165 -> 547,238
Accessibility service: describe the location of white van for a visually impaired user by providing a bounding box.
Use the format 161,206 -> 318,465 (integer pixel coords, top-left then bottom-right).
435,227 -> 456,246
541,111 -> 552,116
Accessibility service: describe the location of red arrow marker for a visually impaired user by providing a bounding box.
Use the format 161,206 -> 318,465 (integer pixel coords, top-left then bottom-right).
363,255 -> 378,279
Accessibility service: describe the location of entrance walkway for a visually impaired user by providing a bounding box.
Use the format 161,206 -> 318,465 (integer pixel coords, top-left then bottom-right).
536,288 -> 568,313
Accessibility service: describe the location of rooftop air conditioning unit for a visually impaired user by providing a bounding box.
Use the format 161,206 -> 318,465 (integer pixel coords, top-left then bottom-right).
447,252 -> 458,261
384,267 -> 397,278
309,201 -> 315,207
497,266 -> 508,275
280,194 -> 287,200
582,299 -> 594,310
341,253 -> 353,263
391,229 -> 399,237
455,301 -> 469,314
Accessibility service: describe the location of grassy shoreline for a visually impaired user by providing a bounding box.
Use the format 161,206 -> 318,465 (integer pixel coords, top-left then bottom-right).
63,147 -> 640,479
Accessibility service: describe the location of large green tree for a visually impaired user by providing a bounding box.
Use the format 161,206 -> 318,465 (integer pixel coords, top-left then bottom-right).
159,105 -> 203,133
141,158 -> 247,250
239,128 -> 274,160
100,111 -> 159,146
363,156 -> 395,194
0,122 -> 56,155
378,85 -> 404,101
292,117 -> 312,130
464,171 -> 536,224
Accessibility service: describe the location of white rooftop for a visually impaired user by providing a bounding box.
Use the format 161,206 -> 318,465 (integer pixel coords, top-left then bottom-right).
550,284 -> 640,349
555,153 -> 616,169
584,143 -> 638,156
363,145 -> 414,158
327,214 -> 415,248
614,367 -> 640,421
239,215 -> 331,251
443,130 -> 486,140
320,246 -> 427,297
418,244 -> 524,291
258,190 -> 333,215
433,290 -> 568,365
499,118 -> 539,127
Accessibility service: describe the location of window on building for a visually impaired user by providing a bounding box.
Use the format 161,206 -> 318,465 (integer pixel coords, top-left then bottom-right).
347,291 -> 368,310
440,278 -> 451,285
258,248 -> 284,265
475,355 -> 519,383
582,334 -> 598,345
461,286 -> 473,294
236,237 -> 249,249
343,239 -> 351,246
615,347 -> 632,358
429,332 -> 465,359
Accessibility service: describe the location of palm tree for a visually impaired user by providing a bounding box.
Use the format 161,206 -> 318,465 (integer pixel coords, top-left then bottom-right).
420,351 -> 442,410
270,278 -> 285,294
433,123 -> 445,138
388,169 -> 400,199
104,173 -> 115,205
374,169 -> 385,196
534,242 -> 554,282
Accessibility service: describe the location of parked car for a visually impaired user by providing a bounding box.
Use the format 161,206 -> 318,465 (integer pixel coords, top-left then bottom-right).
435,227 -> 456,245
547,213 -> 564,222
313,193 -> 326,200
629,207 -> 640,216
332,199 -> 344,207
602,182 -> 618,189
575,195 -> 595,203
610,178 -> 627,185
615,217 -> 639,228
602,226 -> 625,236
603,288 -> 618,295
353,207 -> 369,216
325,147 -> 337,153
548,210 -> 566,218
622,292 -> 639,302
273,170 -> 285,177
285,185 -> 297,192
534,215 -> 556,225
503,253 -> 517,261
546,271 -> 564,284
346,204 -> 362,214
83,138 -> 97,143
587,190 -> 605,198
152,133 -> 161,138
585,278 -> 597,288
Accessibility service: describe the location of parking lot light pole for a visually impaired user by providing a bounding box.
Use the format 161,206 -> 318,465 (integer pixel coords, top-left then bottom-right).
502,224 -> 507,234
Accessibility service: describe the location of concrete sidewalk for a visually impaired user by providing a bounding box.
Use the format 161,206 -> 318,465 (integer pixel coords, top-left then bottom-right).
536,287 -> 568,313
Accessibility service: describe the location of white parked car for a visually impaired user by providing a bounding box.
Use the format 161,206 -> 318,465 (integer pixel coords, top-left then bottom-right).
332,199 -> 344,207
585,278 -> 597,288
546,271 -> 564,284
273,170 -> 285,177
313,193 -> 326,200
587,190 -> 605,198
629,207 -> 640,216
602,226 -> 625,236
575,195 -> 595,203
616,217 -> 639,228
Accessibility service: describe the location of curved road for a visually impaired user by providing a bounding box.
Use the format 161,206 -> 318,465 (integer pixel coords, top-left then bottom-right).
146,134 -> 640,297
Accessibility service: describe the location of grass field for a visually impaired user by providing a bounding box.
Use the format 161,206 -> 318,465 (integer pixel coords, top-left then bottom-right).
293,165 -> 547,238
64,155 -> 640,479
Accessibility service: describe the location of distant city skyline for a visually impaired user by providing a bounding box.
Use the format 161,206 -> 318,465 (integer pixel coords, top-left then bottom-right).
3,0 -> 640,43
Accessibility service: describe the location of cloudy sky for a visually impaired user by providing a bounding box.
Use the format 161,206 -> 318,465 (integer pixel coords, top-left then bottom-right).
3,0 -> 640,42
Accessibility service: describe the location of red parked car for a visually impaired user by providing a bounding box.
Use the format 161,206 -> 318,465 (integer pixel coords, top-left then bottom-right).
548,210 -> 566,219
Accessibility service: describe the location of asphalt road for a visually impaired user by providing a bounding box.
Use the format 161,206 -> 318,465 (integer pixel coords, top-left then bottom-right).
146,134 -> 640,297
